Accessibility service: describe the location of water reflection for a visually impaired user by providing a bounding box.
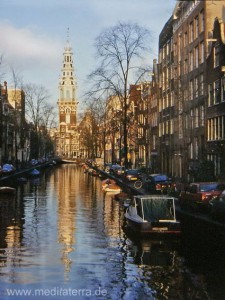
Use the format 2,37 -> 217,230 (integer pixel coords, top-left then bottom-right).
0,165 -> 225,299
131,239 -> 176,267
54,166 -> 76,277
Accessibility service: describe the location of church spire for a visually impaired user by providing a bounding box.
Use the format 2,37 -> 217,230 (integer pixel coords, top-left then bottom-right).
58,29 -> 78,126
58,29 -> 77,102
65,27 -> 71,51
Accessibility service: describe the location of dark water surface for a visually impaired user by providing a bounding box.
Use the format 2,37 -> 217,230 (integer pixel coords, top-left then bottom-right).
0,165 -> 225,299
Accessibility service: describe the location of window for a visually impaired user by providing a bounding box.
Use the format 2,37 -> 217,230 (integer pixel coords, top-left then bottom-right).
195,137 -> 199,159
166,120 -> 169,134
184,89 -> 188,101
190,80 -> 194,100
194,107 -> 199,128
190,109 -> 194,129
170,119 -> 174,134
208,83 -> 214,106
195,16 -> 199,39
208,116 -> 225,141
184,32 -> 188,47
215,80 -> 221,104
214,45 -> 220,68
178,115 -> 183,139
171,91 -> 174,106
195,46 -> 199,68
178,35 -> 182,61
200,10 -> 204,33
222,77 -> 225,101
184,59 -> 188,74
189,51 -> 194,70
200,105 -> 204,126
174,43 -> 177,57
200,42 -> 204,64
159,123 -> 162,137
194,77 -> 198,98
199,73 -> 204,96
189,22 -> 194,43
189,143 -> 194,160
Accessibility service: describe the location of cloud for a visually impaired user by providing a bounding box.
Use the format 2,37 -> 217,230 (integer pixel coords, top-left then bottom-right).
0,21 -> 61,70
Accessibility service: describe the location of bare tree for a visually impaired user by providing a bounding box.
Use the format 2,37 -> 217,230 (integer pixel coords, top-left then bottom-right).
0,54 -> 5,81
24,83 -> 50,129
88,21 -> 151,168
10,66 -> 24,92
23,83 -> 51,158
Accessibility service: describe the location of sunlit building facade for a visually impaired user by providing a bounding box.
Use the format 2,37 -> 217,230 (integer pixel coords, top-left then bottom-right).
53,34 -> 80,159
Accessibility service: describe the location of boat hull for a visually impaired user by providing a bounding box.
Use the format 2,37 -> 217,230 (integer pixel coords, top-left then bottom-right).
125,216 -> 181,236
0,187 -> 16,194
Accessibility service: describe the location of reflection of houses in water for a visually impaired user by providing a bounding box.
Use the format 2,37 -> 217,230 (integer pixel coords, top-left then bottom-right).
130,238 -> 197,300
103,193 -> 123,238
132,239 -> 176,267
0,188 -> 25,278
55,165 -> 77,277
4,224 -> 22,267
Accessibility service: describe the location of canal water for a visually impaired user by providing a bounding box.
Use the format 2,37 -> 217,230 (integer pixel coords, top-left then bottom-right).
0,164 -> 225,300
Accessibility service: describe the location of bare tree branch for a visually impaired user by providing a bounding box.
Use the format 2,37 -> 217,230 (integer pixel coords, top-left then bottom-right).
87,21 -> 152,167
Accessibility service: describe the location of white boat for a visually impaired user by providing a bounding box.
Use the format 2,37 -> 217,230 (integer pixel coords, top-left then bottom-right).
104,185 -> 121,193
125,195 -> 181,235
102,180 -> 121,193
0,186 -> 16,194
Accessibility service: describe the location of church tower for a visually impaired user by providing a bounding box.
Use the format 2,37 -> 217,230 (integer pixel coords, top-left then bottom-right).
58,29 -> 78,128
54,30 -> 80,159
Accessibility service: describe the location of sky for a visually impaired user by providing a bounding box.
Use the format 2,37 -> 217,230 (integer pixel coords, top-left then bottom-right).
0,0 -> 176,112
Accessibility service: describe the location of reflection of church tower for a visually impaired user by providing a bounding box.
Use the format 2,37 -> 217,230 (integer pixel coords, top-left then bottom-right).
55,29 -> 80,159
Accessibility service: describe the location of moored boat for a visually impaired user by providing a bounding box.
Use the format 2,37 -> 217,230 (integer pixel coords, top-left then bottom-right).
29,169 -> 40,176
104,185 -> 121,193
0,186 -> 16,194
101,178 -> 121,193
102,178 -> 116,190
1,164 -> 16,176
61,159 -> 77,164
125,195 -> 181,235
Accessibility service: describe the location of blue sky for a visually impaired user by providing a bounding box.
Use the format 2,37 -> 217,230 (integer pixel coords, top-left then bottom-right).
0,0 -> 176,108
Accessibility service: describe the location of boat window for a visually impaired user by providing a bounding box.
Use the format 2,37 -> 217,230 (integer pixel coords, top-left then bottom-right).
136,198 -> 143,219
142,198 -> 175,222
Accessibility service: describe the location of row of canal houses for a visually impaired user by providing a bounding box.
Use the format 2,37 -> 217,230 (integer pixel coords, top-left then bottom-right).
104,1 -> 225,182
0,81 -> 53,167
0,81 -> 28,166
1,0 -> 225,182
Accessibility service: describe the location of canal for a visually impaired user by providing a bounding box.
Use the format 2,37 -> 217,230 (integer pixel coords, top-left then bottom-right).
0,164 -> 225,300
